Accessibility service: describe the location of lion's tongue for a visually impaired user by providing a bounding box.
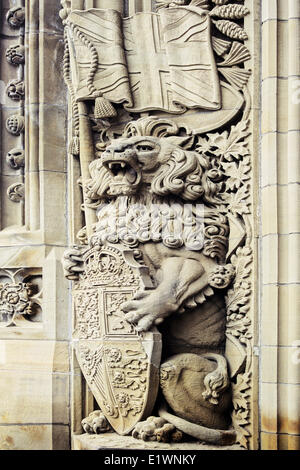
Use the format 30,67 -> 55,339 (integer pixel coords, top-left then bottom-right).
111,163 -> 137,184
126,167 -> 137,184
114,169 -> 125,182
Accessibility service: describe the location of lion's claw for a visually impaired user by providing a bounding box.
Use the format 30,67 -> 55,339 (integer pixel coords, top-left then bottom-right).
132,416 -> 183,443
82,410 -> 111,434
122,291 -> 178,332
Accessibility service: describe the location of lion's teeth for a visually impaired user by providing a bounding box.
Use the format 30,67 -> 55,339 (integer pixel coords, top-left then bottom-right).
108,163 -> 113,169
121,162 -> 126,168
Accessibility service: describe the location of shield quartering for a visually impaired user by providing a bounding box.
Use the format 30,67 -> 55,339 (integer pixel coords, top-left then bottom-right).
73,242 -> 162,435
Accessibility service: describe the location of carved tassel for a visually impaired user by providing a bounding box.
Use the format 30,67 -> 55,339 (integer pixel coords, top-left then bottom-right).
94,95 -> 117,119
69,132 -> 80,156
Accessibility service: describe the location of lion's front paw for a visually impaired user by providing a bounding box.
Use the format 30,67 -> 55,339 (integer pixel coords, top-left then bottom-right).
121,290 -> 178,332
132,416 -> 183,443
82,410 -> 111,434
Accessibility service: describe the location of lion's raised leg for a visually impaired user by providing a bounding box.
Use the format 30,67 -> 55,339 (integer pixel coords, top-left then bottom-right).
121,250 -> 235,333
122,257 -> 207,331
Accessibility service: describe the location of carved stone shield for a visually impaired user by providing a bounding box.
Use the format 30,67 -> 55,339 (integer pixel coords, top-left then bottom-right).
73,243 -> 162,435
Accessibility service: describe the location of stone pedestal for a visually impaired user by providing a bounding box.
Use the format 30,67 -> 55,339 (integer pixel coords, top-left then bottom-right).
72,433 -> 244,451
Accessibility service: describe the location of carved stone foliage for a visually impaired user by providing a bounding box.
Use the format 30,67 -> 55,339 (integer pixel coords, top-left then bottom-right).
0,269 -> 43,328
225,246 -> 253,448
6,44 -> 25,65
7,183 -> 25,203
6,79 -> 25,101
2,5 -> 26,225
6,7 -> 25,29
6,115 -> 25,136
193,118 -> 252,448
62,0 -> 254,449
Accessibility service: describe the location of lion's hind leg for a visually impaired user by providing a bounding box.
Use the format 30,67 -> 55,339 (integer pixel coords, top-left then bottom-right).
159,353 -> 233,432
132,416 -> 183,443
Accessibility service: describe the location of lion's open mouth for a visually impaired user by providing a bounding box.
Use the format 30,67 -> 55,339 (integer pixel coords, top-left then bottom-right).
104,160 -> 140,186
109,162 -> 137,184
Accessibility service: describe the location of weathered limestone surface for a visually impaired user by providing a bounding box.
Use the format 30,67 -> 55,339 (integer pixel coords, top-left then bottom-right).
260,0 -> 300,450
0,0 -> 70,450
0,0 -> 299,452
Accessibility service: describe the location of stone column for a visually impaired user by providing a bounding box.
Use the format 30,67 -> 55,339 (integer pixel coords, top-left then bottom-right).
0,0 -> 70,450
260,0 -> 300,450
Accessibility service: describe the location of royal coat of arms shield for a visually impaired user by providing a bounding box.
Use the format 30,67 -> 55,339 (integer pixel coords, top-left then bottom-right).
73,242 -> 162,435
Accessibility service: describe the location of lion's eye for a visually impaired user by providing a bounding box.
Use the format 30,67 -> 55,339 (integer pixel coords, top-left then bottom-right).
135,144 -> 155,153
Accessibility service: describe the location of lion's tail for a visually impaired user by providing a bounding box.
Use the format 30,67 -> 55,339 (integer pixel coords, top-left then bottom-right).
201,353 -> 230,406
158,400 -> 236,446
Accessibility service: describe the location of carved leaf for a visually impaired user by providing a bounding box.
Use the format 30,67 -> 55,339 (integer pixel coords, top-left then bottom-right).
231,246 -> 252,282
233,411 -> 251,447
231,371 -> 252,448
234,409 -> 250,426
207,120 -> 250,162
223,183 -> 250,217
222,157 -> 251,191
233,393 -> 249,411
232,372 -> 251,410
212,36 -> 231,56
227,286 -> 251,314
196,136 -> 212,153
218,42 -> 251,66
226,246 -> 252,353
218,67 -> 251,90
237,431 -> 251,449
212,19 -> 248,41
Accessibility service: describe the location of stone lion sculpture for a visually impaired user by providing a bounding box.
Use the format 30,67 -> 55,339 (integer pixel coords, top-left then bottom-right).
63,117 -> 236,445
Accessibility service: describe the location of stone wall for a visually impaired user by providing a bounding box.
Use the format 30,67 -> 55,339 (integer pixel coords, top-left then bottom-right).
260,0 -> 300,450
0,0 -> 70,450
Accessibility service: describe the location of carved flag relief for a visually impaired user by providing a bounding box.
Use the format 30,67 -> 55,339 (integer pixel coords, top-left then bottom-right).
66,6 -> 220,113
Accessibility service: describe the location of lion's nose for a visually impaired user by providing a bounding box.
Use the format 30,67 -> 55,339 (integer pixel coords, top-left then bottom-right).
104,146 -> 134,158
102,148 -> 117,159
